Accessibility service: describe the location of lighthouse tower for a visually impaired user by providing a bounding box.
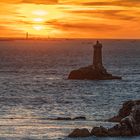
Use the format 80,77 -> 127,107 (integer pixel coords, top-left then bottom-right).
93,40 -> 103,70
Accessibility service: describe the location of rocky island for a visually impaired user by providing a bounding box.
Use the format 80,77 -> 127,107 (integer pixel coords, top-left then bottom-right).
68,41 -> 122,80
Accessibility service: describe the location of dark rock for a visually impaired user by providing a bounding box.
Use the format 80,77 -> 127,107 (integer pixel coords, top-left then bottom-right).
119,101 -> 136,118
68,65 -> 121,80
108,101 -> 140,136
68,100 -> 140,138
108,100 -> 140,122
133,105 -> 140,124
134,125 -> 140,135
121,129 -> 132,136
68,41 -> 121,80
108,116 -> 122,122
49,117 -> 72,120
68,128 -> 91,137
56,117 -> 71,120
91,126 -> 108,137
108,124 -> 132,136
108,126 -> 121,137
48,116 -> 86,121
90,124 -> 133,137
72,116 -> 86,120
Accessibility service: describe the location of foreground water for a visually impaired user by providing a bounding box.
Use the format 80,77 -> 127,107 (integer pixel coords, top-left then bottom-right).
0,39 -> 140,140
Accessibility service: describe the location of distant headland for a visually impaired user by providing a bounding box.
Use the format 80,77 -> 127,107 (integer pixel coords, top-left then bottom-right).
68,41 -> 122,80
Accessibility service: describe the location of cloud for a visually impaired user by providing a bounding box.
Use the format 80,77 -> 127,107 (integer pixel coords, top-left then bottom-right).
65,9 -> 139,21
0,26 -> 25,37
22,0 -> 58,4
46,19 -> 120,32
0,0 -> 20,3
85,0 -> 140,8
0,0 -> 140,6
0,0 -> 58,4
0,0 -> 139,38
60,0 -> 140,7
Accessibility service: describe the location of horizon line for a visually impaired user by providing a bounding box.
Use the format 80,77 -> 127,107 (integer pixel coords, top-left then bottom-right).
0,37 -> 140,40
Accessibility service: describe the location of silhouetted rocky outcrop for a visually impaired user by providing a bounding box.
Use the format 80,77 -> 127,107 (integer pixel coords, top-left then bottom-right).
68,41 -> 121,80
68,100 -> 140,137
91,126 -> 108,137
108,100 -> 140,122
48,116 -> 86,121
68,128 -> 91,137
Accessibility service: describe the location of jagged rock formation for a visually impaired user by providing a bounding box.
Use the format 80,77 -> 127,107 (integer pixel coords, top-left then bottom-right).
68,41 -> 121,80
68,100 -> 140,138
108,100 -> 140,122
68,128 -> 91,138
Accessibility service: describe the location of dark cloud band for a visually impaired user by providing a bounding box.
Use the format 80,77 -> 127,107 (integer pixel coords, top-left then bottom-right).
22,0 -> 58,4
0,0 -> 58,4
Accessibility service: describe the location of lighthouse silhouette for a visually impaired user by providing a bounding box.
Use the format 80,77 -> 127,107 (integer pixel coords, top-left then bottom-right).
93,40 -> 103,69
68,40 -> 122,80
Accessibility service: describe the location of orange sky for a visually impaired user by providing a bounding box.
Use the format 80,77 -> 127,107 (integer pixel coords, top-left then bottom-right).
0,0 -> 140,38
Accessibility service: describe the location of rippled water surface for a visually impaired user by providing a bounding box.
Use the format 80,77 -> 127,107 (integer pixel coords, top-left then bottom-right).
0,39 -> 140,140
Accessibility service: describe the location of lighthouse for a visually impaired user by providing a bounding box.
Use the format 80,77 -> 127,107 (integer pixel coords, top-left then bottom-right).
93,40 -> 103,70
68,40 -> 122,80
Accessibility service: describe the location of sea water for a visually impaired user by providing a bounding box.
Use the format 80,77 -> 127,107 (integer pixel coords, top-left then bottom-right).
0,39 -> 139,140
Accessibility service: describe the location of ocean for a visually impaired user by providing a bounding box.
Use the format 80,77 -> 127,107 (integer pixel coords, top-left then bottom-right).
0,39 -> 139,140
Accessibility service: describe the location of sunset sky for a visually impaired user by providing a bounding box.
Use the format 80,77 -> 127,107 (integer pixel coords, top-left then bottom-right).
0,0 -> 140,38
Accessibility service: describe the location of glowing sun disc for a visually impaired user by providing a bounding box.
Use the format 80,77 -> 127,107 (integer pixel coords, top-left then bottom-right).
33,25 -> 44,31
33,10 -> 48,16
33,18 -> 44,22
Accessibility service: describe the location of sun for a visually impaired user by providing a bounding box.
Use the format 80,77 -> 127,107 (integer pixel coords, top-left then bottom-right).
32,10 -> 48,16
31,10 -> 47,31
32,18 -> 44,31
33,25 -> 44,31
33,18 -> 44,22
